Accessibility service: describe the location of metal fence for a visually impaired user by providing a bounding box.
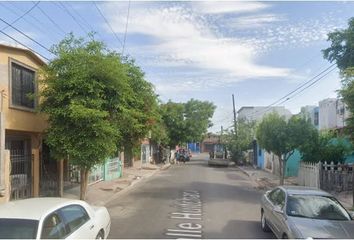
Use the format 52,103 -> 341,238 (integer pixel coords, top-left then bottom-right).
10,150 -> 32,200
320,162 -> 353,192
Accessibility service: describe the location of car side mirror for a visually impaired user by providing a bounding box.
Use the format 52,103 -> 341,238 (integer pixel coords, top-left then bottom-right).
274,205 -> 284,215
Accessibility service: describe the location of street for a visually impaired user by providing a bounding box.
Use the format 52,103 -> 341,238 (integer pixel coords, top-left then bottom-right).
106,154 -> 275,239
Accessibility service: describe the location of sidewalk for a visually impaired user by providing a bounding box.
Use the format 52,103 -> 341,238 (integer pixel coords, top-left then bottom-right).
64,161 -> 171,206
238,165 -> 353,210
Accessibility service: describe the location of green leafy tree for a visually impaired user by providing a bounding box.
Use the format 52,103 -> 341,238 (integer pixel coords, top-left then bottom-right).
256,113 -> 316,185
323,18 -> 354,142
184,99 -> 216,143
161,99 -> 216,147
40,34 -> 128,199
300,131 -> 352,164
161,101 -> 186,147
224,119 -> 256,162
118,58 -> 161,166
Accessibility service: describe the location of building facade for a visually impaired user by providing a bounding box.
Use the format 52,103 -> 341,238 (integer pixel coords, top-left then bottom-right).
237,106 -> 292,122
0,44 -> 47,203
319,98 -> 350,131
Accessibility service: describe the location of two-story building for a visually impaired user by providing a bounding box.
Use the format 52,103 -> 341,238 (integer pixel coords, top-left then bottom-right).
0,44 -> 48,203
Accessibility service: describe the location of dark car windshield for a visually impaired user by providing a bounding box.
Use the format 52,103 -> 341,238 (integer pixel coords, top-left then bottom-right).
0,218 -> 38,239
286,195 -> 351,221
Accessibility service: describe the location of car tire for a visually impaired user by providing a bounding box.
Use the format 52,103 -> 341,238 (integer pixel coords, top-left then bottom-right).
261,210 -> 271,232
282,233 -> 288,239
96,230 -> 104,240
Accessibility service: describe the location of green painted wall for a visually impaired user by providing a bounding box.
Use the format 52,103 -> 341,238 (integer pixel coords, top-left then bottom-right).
104,157 -> 122,181
285,150 -> 301,177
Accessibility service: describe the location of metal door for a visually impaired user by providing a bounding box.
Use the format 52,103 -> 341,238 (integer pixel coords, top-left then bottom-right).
6,138 -> 32,200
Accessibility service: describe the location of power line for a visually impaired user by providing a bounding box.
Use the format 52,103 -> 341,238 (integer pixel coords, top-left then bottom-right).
0,17 -> 54,55
36,3 -> 67,35
6,2 -> 62,38
0,29 -> 50,61
122,0 -> 131,55
245,64 -> 337,119
276,66 -> 337,106
93,2 -> 123,47
1,1 -> 39,31
57,2 -> 89,35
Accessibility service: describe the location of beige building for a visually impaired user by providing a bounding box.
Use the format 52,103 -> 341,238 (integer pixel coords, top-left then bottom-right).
0,44 -> 48,203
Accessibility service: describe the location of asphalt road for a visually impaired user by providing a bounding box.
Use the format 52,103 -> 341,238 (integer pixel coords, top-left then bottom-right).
106,153 -> 275,239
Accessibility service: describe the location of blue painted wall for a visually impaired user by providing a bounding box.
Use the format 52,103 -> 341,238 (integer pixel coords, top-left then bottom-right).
256,144 -> 264,169
188,142 -> 200,153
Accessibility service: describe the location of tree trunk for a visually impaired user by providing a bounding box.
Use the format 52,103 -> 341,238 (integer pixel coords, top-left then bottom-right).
124,145 -> 134,167
278,155 -> 284,185
80,168 -> 89,200
57,159 -> 64,197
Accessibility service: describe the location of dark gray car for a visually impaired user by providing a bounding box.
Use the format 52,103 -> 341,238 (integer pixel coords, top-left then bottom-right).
260,186 -> 354,239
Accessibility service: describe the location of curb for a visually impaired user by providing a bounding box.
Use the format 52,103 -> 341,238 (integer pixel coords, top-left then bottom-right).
102,164 -> 170,206
161,163 -> 171,170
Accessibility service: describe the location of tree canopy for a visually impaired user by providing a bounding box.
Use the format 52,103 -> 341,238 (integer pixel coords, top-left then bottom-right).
256,113 -> 317,184
40,34 -> 128,199
323,18 -> 354,142
161,99 -> 216,147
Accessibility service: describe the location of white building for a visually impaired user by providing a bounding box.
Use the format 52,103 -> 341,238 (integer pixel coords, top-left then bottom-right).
300,105 -> 319,128
319,98 -> 350,130
237,106 -> 292,122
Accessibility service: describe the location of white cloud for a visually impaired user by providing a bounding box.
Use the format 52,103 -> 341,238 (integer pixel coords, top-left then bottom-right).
226,14 -> 285,29
192,1 -> 268,14
103,2 -> 291,82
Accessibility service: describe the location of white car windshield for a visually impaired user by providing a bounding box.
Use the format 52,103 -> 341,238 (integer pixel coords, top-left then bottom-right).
0,218 -> 38,239
286,195 -> 351,221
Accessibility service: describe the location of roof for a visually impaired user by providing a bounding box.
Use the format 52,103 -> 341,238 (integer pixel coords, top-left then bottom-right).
280,185 -> 332,196
0,43 -> 46,66
0,198 -> 85,220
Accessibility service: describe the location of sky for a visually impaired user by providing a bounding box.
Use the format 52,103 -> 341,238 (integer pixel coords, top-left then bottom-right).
0,1 -> 353,132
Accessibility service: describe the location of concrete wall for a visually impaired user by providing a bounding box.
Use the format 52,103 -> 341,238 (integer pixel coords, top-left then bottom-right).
0,45 -> 46,201
319,98 -> 337,130
0,47 -> 47,133
238,106 -> 292,122
0,150 -> 10,204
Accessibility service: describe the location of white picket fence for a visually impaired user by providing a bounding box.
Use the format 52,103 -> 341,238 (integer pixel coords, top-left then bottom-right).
297,162 -> 321,188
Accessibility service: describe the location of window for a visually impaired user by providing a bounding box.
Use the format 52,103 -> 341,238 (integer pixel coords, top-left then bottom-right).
59,205 -> 90,234
268,188 -> 285,208
0,218 -> 38,239
11,62 -> 36,109
314,111 -> 319,126
41,212 -> 67,239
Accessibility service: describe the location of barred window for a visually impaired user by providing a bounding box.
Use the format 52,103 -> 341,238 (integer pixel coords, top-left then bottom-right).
11,62 -> 35,109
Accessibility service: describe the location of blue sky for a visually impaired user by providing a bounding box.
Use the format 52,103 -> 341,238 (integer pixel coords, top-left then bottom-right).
0,1 -> 353,132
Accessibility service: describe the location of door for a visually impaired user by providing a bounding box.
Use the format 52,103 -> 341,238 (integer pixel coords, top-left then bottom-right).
5,137 -> 32,200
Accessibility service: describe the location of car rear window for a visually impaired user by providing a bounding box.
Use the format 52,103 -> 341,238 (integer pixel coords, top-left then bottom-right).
0,218 -> 38,239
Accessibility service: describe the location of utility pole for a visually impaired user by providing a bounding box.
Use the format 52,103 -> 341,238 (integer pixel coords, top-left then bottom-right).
232,94 -> 237,137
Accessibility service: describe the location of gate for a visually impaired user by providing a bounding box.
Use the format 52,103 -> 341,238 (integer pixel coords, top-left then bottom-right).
10,149 -> 32,200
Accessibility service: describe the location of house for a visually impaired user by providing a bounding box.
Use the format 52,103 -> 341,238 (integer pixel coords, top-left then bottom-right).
238,106 -> 292,170
237,106 -> 292,122
201,133 -> 220,153
0,44 -> 47,203
319,98 -> 350,131
299,105 -> 319,128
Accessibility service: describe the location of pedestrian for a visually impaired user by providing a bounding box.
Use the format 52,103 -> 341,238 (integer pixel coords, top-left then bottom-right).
175,150 -> 180,165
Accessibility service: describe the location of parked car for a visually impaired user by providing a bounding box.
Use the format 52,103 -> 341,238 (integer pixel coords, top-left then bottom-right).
260,186 -> 354,239
0,198 -> 111,239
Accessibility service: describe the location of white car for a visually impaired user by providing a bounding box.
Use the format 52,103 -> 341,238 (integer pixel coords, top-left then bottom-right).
0,198 -> 111,239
